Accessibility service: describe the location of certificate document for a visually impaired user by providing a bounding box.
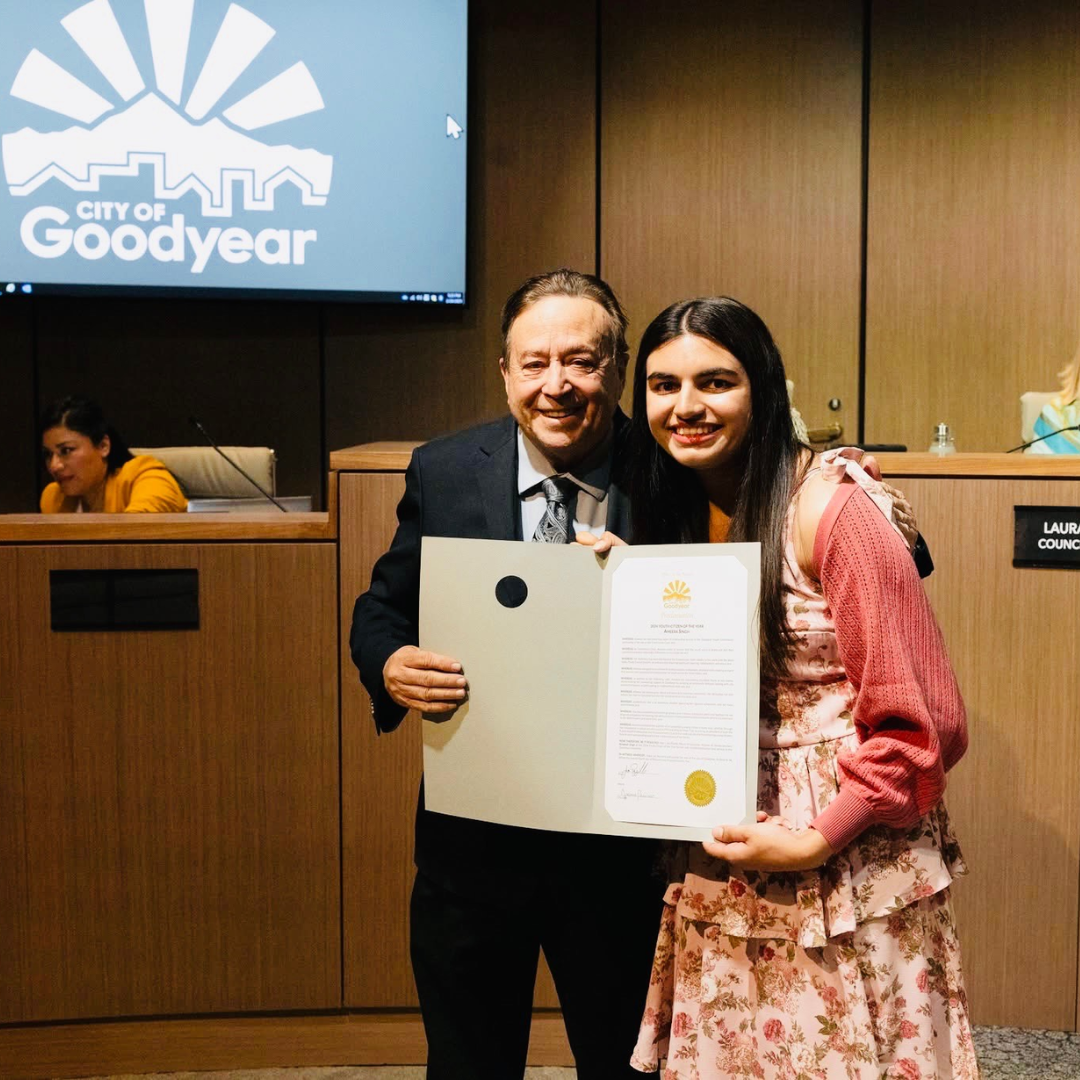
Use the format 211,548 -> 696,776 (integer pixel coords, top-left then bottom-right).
420,538 -> 759,841
603,554 -> 751,831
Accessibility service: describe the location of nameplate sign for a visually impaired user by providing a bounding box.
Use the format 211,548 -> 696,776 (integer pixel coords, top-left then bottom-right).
1014,505 -> 1080,568
50,569 -> 200,631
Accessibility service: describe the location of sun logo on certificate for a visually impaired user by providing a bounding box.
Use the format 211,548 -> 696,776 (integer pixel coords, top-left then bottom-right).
663,579 -> 691,609
684,770 -> 716,807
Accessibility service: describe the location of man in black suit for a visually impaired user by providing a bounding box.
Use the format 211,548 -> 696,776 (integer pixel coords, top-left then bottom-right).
351,269 -> 660,1079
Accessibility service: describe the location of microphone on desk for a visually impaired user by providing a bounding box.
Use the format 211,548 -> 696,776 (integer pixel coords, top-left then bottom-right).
1005,423 -> 1080,454
187,416 -> 289,512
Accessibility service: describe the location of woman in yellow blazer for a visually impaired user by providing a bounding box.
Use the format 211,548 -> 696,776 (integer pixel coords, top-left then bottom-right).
40,396 -> 187,513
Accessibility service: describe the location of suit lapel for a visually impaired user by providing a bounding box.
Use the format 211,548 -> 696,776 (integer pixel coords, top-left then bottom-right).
476,418 -> 521,541
606,480 -> 631,538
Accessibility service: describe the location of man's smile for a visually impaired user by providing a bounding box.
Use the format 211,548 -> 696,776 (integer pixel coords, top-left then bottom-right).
536,405 -> 584,420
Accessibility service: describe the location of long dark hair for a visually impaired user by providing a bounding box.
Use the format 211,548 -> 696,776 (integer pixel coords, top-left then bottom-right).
39,395 -> 134,474
627,297 -> 806,681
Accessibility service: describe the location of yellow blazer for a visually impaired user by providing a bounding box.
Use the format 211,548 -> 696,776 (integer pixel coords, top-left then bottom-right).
40,455 -> 187,513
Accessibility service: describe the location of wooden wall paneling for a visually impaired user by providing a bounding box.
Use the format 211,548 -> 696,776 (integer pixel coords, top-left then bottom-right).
323,0 -> 598,452
865,0 -> 1080,453
0,299 -> 36,512
898,477 -> 1080,1030
601,0 -> 864,438
33,296 -> 324,507
0,542 -> 340,1021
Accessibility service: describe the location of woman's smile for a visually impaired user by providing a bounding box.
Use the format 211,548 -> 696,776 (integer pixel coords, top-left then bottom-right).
670,424 -> 722,446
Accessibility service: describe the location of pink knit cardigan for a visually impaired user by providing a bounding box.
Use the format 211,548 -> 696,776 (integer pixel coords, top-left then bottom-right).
809,484 -> 968,851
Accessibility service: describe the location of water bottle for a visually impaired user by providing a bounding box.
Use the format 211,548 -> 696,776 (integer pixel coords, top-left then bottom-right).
928,422 -> 956,455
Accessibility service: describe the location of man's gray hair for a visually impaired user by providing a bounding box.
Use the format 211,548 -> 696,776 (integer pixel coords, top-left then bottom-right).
500,268 -> 629,369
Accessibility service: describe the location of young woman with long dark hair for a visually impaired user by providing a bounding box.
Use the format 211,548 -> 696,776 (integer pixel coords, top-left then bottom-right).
591,297 -> 977,1078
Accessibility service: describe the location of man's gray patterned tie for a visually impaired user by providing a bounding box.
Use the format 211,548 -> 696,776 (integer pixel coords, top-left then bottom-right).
532,475 -> 576,544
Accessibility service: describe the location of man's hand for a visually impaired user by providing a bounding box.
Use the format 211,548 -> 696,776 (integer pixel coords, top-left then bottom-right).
383,646 -> 468,714
827,447 -> 920,550
829,445 -> 884,481
703,822 -> 832,871
882,481 -> 919,550
575,530 -> 627,555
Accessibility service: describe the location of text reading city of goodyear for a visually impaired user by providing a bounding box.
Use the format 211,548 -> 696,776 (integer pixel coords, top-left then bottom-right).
20,201 -> 315,273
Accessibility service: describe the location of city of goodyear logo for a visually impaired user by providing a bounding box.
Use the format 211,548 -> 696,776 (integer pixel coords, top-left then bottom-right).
662,579 -> 691,610
2,0 -> 333,274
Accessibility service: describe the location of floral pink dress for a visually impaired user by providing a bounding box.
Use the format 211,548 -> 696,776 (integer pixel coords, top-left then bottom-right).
630,489 -> 979,1080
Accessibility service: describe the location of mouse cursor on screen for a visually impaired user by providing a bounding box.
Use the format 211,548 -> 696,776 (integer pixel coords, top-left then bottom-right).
446,114 -> 464,139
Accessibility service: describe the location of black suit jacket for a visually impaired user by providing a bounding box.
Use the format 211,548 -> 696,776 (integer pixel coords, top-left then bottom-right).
350,412 -> 654,896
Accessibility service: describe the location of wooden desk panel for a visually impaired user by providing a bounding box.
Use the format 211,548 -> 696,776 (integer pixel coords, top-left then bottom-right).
338,472 -> 562,1012
339,471 -> 421,1007
0,542 -> 340,1022
329,448 -> 1080,481
901,477 -> 1080,1030
330,443 -> 422,473
0,512 -> 333,543
875,453 -> 1080,479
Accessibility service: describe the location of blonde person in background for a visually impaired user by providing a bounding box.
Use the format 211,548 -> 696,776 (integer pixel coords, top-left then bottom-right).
40,395 -> 187,513
1030,348 -> 1080,453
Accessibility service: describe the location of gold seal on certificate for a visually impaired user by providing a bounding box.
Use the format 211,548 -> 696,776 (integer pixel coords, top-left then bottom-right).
684,770 -> 717,807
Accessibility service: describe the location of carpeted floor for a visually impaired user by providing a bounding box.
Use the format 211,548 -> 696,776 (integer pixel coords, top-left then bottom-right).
74,1026 -> 1080,1080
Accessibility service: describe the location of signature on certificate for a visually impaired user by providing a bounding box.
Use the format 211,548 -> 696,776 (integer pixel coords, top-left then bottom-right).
618,760 -> 650,779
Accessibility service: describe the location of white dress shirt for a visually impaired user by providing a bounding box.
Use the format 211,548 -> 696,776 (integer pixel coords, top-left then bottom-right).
515,428 -> 611,540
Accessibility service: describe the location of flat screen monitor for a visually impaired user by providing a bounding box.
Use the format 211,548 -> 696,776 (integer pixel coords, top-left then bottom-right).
0,0 -> 468,303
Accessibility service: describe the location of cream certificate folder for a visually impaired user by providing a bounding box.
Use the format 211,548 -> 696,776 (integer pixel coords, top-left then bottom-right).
420,537 -> 760,842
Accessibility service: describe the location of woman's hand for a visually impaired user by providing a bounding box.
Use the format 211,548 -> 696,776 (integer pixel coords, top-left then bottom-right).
575,530 -> 627,555
703,822 -> 833,871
